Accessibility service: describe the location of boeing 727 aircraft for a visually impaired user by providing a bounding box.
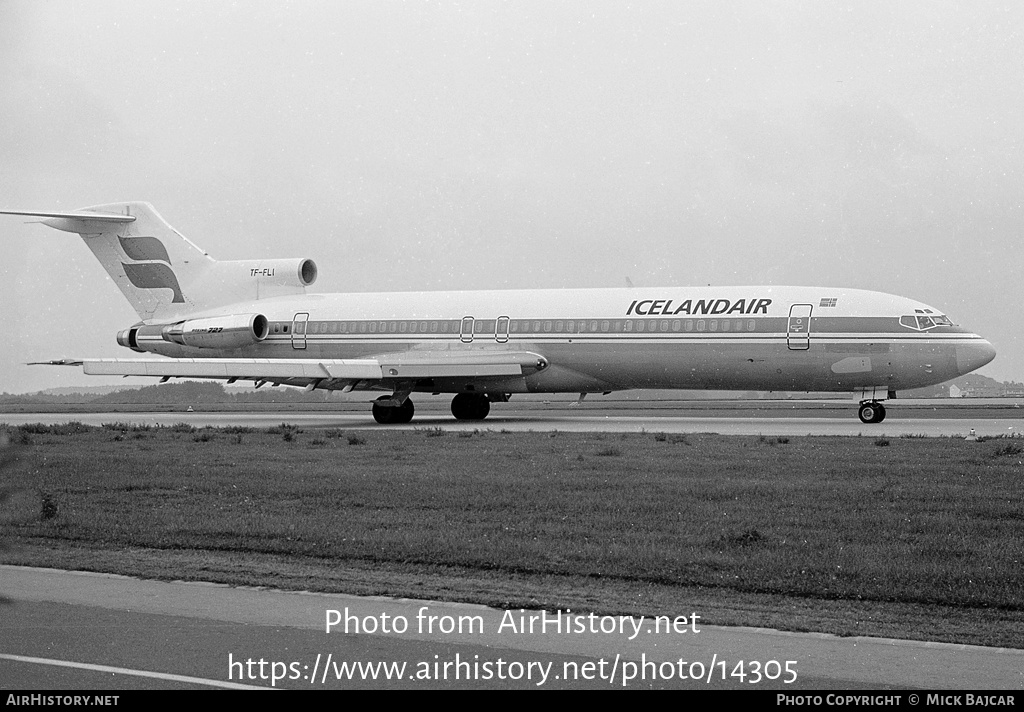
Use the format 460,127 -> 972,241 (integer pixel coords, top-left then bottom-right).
1,203 -> 996,424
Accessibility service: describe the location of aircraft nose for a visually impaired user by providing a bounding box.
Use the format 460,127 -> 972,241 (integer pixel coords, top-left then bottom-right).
956,340 -> 997,375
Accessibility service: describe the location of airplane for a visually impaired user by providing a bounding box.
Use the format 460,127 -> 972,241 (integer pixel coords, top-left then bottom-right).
1,202 -> 996,425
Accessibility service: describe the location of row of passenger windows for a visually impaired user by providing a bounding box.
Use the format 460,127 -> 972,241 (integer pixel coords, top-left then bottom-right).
270,318 -> 761,335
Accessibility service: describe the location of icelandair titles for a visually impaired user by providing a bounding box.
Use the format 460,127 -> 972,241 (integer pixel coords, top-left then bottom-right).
626,298 -> 772,317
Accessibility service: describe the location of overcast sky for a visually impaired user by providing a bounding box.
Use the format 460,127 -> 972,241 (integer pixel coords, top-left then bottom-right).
1,0 -> 1021,393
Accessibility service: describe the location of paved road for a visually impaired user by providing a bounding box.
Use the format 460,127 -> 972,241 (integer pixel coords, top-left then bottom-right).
1,566 -> 1022,691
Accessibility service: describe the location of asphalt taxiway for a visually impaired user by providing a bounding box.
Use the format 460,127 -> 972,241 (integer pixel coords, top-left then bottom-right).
2,566 -> 1022,690
1,402 -> 1022,438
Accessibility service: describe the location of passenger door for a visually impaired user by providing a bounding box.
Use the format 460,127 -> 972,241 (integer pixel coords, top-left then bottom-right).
787,304 -> 812,350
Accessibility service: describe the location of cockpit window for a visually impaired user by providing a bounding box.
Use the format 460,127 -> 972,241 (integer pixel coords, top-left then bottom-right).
900,314 -> 953,330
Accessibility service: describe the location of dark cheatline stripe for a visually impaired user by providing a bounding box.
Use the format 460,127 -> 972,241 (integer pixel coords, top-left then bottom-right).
122,263 -> 185,303
118,236 -> 171,264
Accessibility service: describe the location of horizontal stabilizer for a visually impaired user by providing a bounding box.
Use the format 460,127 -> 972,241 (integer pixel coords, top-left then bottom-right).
0,209 -> 135,222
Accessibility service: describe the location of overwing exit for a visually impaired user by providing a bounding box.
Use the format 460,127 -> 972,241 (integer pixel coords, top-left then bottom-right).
1,203 -> 996,424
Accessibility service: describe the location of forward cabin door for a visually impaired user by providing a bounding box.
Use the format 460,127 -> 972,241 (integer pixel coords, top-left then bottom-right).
787,304 -> 812,350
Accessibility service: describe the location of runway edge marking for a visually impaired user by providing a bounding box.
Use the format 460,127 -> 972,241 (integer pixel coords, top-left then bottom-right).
0,653 -> 273,690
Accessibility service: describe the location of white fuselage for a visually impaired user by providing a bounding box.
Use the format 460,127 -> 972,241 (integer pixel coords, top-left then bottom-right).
128,285 -> 996,396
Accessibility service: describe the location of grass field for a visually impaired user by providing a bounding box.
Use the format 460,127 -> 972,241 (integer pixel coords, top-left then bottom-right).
2,423 -> 1022,648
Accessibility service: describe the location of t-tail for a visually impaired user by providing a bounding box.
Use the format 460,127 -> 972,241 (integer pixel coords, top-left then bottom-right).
0,202 -> 317,320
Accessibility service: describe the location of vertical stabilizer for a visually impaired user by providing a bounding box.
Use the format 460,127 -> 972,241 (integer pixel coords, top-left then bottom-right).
2,202 -> 317,321
1,202 -> 214,320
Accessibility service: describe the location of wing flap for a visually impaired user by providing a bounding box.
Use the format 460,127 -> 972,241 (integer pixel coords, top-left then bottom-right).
81,358 -> 384,380
376,351 -> 545,378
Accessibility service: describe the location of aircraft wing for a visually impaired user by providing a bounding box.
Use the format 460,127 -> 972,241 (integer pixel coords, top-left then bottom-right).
41,351 -> 548,390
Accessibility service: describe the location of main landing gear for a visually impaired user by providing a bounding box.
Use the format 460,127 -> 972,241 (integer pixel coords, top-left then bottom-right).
372,395 -> 415,424
371,393 -> 496,424
858,402 -> 886,424
450,393 -> 490,421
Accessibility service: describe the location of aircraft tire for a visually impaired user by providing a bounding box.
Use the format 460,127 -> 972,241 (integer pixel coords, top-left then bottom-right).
372,396 -> 415,425
395,398 -> 415,424
858,402 -> 886,424
451,393 -> 490,421
372,398 -> 394,424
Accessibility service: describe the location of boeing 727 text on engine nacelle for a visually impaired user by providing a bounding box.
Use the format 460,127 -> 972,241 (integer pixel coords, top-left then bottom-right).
1,203 -> 996,424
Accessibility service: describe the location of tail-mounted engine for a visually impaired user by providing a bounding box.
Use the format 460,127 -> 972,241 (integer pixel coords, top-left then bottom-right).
118,313 -> 270,352
222,258 -> 318,289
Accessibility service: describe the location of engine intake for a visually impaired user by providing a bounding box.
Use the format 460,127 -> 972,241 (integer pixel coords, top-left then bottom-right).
224,258 -> 318,287
160,313 -> 270,350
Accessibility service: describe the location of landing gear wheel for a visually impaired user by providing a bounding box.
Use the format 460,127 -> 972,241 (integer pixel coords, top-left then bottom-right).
858,402 -> 886,424
451,393 -> 490,421
395,398 -> 415,424
372,396 -> 415,424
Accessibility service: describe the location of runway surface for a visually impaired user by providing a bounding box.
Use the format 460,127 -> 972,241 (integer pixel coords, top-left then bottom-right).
2,566 -> 1022,690
2,407 -> 1022,438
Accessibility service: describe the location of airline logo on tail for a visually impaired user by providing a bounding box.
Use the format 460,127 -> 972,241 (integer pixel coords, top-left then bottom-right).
118,235 -> 185,303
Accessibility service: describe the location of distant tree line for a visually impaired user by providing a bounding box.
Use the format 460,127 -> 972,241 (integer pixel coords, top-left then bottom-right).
0,381 -> 331,405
